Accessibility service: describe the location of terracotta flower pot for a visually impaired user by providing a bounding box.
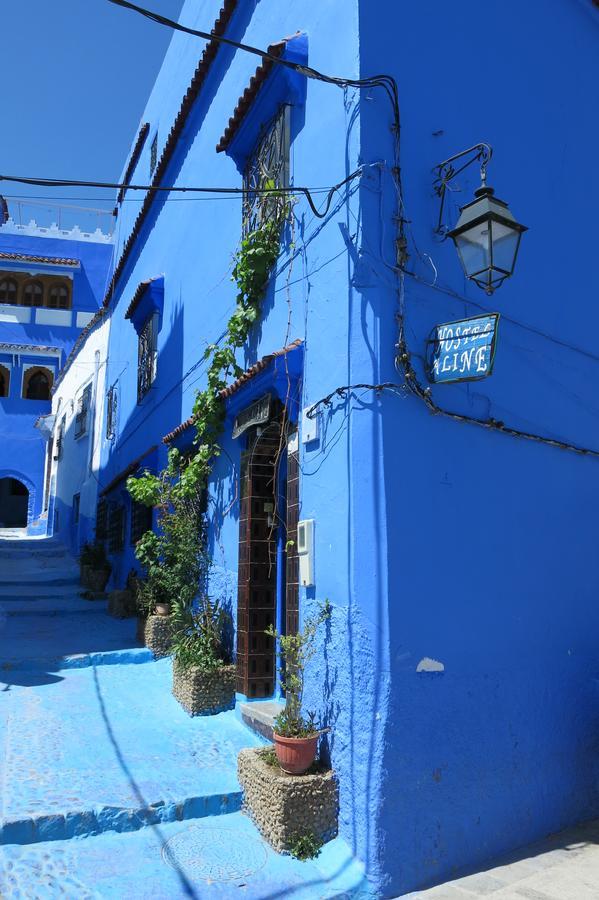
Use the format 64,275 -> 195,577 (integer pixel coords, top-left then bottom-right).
273,732 -> 319,775
155,602 -> 171,617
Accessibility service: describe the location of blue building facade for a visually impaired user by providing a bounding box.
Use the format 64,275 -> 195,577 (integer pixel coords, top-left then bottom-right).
51,0 -> 599,894
0,212 -> 113,534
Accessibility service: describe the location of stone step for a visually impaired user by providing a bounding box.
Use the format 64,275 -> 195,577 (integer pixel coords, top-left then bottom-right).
0,571 -> 80,586
0,811 -> 369,898
239,700 -> 285,742
0,547 -> 69,559
0,660 -> 263,847
0,584 -> 84,599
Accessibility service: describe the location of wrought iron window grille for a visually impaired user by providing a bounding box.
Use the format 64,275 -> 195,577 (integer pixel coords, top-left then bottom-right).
242,105 -> 290,237
106,384 -> 118,440
75,383 -> 92,438
108,503 -> 125,553
137,313 -> 158,403
130,500 -> 153,545
53,416 -> 66,460
96,498 -> 108,541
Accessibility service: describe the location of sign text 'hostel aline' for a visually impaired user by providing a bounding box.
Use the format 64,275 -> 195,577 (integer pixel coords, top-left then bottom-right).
427,313 -> 499,384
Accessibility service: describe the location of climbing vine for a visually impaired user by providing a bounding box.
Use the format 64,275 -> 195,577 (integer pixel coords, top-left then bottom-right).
127,211 -> 286,506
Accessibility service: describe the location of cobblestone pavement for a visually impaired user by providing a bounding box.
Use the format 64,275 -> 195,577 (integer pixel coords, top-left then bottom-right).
0,535 -> 369,898
401,819 -> 599,900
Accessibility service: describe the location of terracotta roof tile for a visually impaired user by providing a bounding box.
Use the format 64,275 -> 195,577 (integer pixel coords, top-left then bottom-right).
0,251 -> 79,267
216,37 -> 293,153
124,277 -> 157,320
51,308 -> 105,394
162,339 -> 302,444
116,122 -> 150,207
100,445 -> 158,496
102,0 -> 238,309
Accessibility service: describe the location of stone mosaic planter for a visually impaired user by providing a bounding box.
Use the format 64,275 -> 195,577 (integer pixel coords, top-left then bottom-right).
81,565 -> 110,593
238,747 -> 338,854
172,661 -> 236,716
137,614 -> 173,658
107,590 -> 136,619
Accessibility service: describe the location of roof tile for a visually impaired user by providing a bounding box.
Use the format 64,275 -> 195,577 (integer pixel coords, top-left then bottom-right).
162,339 -> 303,443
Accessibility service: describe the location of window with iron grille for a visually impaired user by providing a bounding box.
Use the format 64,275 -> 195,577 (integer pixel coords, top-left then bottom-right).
73,493 -> 80,524
108,504 -> 125,553
137,314 -> 158,402
150,133 -> 158,176
75,383 -> 92,438
54,415 -> 66,460
106,384 -> 118,439
96,498 -> 108,540
130,501 -> 153,545
242,105 -> 290,237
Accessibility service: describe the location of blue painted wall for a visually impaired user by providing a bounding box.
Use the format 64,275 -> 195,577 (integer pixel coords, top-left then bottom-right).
93,0 -> 599,895
0,227 -> 113,534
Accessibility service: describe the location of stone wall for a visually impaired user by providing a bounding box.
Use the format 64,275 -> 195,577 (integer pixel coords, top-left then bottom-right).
172,662 -> 235,716
238,747 -> 339,853
137,615 -> 172,658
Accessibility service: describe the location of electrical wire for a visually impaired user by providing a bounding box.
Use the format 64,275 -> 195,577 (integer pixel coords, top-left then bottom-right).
105,0 -> 599,463
0,169 -> 365,222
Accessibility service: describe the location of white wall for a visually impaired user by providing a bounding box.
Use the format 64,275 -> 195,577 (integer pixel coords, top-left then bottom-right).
48,313 -> 110,548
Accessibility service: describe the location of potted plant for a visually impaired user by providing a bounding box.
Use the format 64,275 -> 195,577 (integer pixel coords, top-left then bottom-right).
266,600 -> 331,775
171,593 -> 235,716
79,542 -> 111,592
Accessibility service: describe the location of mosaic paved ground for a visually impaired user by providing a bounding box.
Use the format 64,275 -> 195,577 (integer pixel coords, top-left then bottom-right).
0,535 -> 368,897
0,811 -> 369,899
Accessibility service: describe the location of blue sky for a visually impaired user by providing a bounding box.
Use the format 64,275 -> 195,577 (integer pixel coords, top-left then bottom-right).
0,0 -> 183,231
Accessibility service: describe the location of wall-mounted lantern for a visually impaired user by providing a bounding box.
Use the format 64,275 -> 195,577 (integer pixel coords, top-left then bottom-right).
434,144 -> 527,295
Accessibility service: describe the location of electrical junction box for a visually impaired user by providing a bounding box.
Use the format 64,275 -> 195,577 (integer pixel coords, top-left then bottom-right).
302,405 -> 319,444
297,518 -> 315,587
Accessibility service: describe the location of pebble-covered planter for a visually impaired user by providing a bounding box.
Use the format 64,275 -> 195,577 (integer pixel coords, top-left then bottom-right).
107,590 -> 136,619
172,661 -> 236,716
137,614 -> 173,658
81,565 -> 110,593
238,747 -> 339,853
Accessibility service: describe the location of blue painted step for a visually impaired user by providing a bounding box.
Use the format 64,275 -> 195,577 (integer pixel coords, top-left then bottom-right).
0,811 -> 370,898
0,660 -> 263,847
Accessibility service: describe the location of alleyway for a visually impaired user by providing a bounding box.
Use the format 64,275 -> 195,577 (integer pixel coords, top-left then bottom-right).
0,536 -> 368,898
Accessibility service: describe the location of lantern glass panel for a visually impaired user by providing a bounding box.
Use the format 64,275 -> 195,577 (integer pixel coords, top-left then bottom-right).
489,220 -> 521,274
453,221 -> 492,278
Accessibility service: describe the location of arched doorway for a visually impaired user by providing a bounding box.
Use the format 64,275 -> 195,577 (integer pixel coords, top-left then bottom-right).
0,477 -> 29,527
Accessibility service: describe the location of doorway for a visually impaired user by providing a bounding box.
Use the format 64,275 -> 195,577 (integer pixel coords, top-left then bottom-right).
0,477 -> 29,527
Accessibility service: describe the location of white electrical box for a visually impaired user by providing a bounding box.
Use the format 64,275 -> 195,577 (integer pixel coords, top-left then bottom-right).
297,518 -> 315,586
301,406 -> 319,444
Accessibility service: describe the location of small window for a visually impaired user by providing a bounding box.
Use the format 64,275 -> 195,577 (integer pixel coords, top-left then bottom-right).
242,105 -> 290,237
130,501 -> 153,545
150,133 -> 158,176
106,384 -> 118,439
73,493 -> 80,524
137,314 -> 158,402
54,415 -> 66,460
0,364 -> 9,397
47,283 -> 70,309
0,277 -> 17,304
22,281 -> 44,307
24,366 -> 53,400
75,383 -> 92,438
108,504 -> 125,553
96,498 -> 108,540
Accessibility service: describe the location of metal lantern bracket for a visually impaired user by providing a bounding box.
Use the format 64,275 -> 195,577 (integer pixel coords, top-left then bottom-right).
433,142 -> 493,236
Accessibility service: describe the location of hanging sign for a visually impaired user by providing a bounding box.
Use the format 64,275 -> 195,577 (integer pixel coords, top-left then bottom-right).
233,393 -> 271,439
427,313 -> 499,384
